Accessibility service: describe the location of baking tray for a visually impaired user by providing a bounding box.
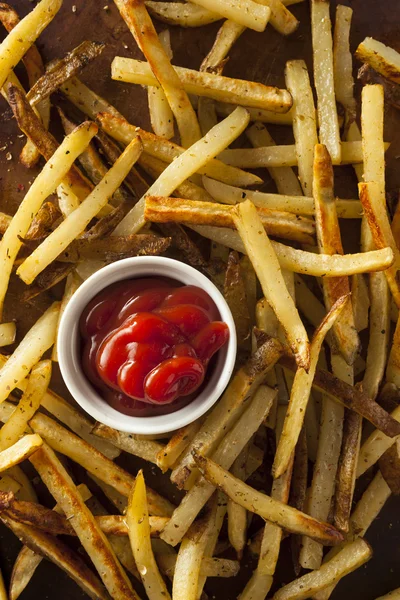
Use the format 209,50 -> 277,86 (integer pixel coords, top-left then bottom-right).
0,0 -> 400,597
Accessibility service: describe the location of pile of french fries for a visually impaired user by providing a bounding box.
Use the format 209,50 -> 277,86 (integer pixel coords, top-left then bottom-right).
1,0 -> 400,598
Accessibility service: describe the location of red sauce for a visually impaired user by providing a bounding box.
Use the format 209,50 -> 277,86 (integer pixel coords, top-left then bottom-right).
80,278 -> 229,417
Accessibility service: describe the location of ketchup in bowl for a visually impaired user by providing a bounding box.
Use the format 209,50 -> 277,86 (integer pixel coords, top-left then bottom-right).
80,278 -> 229,417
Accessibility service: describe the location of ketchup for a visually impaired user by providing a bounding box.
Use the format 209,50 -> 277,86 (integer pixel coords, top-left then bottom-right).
80,278 -> 229,417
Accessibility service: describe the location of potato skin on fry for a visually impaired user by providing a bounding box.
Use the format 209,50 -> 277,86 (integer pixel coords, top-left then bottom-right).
379,439 -> 400,495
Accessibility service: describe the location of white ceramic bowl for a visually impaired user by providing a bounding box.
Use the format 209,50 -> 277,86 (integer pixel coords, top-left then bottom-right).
58,256 -> 237,435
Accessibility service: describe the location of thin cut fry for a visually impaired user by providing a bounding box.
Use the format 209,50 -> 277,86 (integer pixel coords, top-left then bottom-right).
273,538 -> 372,600
355,37 -> 400,84
213,100 -> 293,124
186,0 -> 271,31
356,403 -> 400,477
92,423 -> 163,464
156,419 -> 204,472
273,295 -> 349,478
0,120 -> 96,316
233,200 -> 310,369
113,0 -> 200,147
227,447 -> 249,559
0,360 -> 51,451
202,176 -> 362,218
0,322 -> 15,347
147,31 -> 174,140
0,0 -> 61,90
333,5 -> 356,128
112,107 -> 251,236
285,60 -> 318,194
112,57 -> 292,112
0,435 -> 43,473
127,470 -> 171,600
30,444 -> 137,600
193,452 -> 343,545
0,302 -> 59,404
29,412 -> 174,516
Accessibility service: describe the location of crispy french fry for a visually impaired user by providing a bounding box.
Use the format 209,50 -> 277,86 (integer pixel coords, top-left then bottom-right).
0,435 -> 43,473
30,444 -> 137,599
144,196 -> 315,244
0,0 -> 61,90
17,137 -> 143,284
0,121 -> 96,316
273,295 -> 349,479
193,451 -> 343,545
161,385 -> 276,546
313,144 -> 359,364
189,224 -> 394,275
185,0 -> 271,31
28,412 -> 172,515
0,361 -> 51,451
156,419 -> 204,473
169,337 -> 281,490
112,57 -> 292,112
355,37 -> 400,84
202,176 -> 362,218
4,515 -> 109,600
285,60 -> 318,194
311,0 -> 341,163
114,0 -> 200,147
127,470 -> 170,600
112,107 -> 251,236
333,5 -> 356,128
145,1 -> 223,27
0,302 -> 59,403
246,122 -> 302,195
218,140 -> 378,168
0,322 -> 15,347
147,30 -> 174,140
92,423 -> 163,464
233,200 -> 309,369
273,538 -> 372,600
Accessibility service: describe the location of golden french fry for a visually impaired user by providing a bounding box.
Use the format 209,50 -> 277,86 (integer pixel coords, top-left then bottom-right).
147,31 -> 174,140
145,1 -> 222,27
0,302 -> 59,404
0,435 -> 43,473
184,0 -> 270,31
127,470 -> 171,600
156,419 -> 204,473
333,5 -> 356,127
233,200 -> 310,369
92,423 -> 163,464
355,37 -> 400,84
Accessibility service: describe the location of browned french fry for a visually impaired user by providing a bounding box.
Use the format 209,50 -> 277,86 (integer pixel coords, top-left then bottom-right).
379,439 -> 400,495
355,37 -> 400,84
92,422 -> 163,464
156,419 -> 204,473
113,0 -> 201,147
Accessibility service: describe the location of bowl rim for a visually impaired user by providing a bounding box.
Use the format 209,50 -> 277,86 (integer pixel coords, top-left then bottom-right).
57,256 -> 237,435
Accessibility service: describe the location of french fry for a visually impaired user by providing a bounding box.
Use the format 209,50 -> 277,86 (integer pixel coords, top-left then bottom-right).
88,473 -> 128,514
218,140 -> 376,168
184,0 -> 271,31
126,470 -> 171,600
0,120 -> 96,316
30,444 -> 137,600
112,107 -> 251,236
202,176 -> 362,218
145,1 -> 223,27
61,76 -> 124,121
169,337 -> 282,490
161,385 -> 276,546
0,0 -> 61,90
4,515 -> 109,600
144,196 -> 316,244
112,57 -> 292,112
311,0 -> 341,163
227,447 -> 249,559
379,439 -> 400,495
387,312 -> 400,388
333,5 -> 356,128
273,295 -> 349,479
173,498 -> 218,600
273,538 -> 372,600
246,122 -> 303,195
241,407 -> 294,599
213,99 -> 294,124
352,274 -> 370,333
0,322 -> 15,347
359,181 -> 400,307
27,41 -> 104,106
313,144 -> 359,364
147,30 -> 174,140
17,137 -> 142,284
156,419 -> 204,472
224,251 -> 251,351
233,199 -> 310,369
114,0 -> 200,148
52,273 -> 81,362
0,302 -> 59,403
157,554 -> 239,579
285,60 -> 318,194
29,413 -> 174,516
290,427 -> 308,576
0,361 -> 51,451
355,37 -> 400,84
0,435 -> 43,473
193,451 -> 343,545
188,224 -> 394,275
92,423 -> 163,464
5,466 -> 37,504
0,474 -> 20,495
